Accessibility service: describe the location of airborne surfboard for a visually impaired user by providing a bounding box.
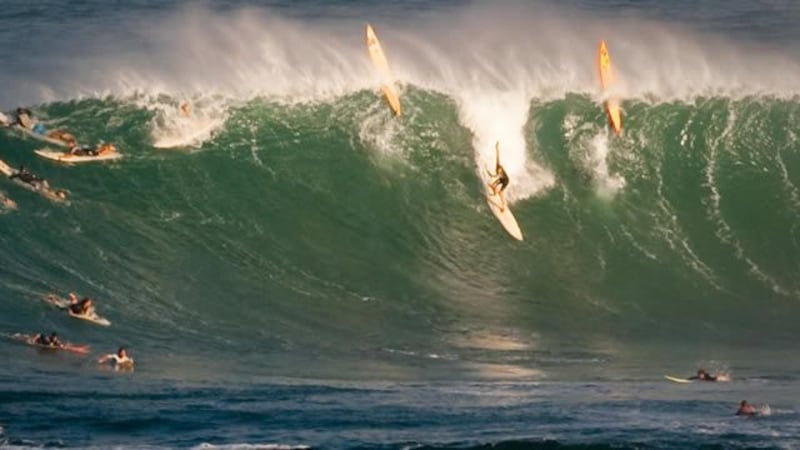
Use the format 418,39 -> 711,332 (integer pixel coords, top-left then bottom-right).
597,40 -> 622,135
365,24 -> 402,116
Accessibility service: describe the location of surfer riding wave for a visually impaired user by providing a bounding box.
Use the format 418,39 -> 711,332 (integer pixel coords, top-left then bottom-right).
487,141 -> 509,212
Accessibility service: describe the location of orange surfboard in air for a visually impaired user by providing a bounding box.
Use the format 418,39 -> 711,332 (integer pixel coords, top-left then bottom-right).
365,24 -> 402,116
597,40 -> 622,135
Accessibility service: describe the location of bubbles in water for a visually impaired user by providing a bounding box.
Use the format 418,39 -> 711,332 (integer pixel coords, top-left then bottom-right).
587,131 -> 626,199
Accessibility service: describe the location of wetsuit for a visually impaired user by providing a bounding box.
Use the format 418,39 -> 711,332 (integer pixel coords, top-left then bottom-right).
70,146 -> 98,156
10,169 -> 44,189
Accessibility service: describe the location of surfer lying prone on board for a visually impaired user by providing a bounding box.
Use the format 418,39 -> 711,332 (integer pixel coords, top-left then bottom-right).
67,296 -> 96,317
12,108 -> 77,146
9,166 -> 69,200
486,141 -> 510,212
68,143 -> 117,157
688,368 -> 721,382
30,332 -> 64,348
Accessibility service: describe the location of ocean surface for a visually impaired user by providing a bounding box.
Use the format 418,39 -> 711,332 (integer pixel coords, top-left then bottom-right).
1,0 -> 800,448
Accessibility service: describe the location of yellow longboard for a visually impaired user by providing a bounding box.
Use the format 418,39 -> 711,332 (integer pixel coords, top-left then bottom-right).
365,24 -> 402,116
597,40 -> 622,135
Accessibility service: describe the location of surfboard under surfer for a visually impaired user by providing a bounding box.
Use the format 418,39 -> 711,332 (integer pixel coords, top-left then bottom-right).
487,141 -> 510,212
7,165 -> 69,200
68,142 -> 117,157
12,108 -> 77,146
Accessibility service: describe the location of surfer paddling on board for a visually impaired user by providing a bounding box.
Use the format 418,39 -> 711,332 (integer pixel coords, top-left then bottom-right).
68,297 -> 96,317
31,332 -> 63,348
486,141 -> 510,212
688,368 -> 719,381
47,292 -> 80,307
68,142 -> 117,157
8,166 -> 69,200
98,347 -> 134,369
14,108 -> 34,129
9,166 -> 45,186
13,108 -> 77,146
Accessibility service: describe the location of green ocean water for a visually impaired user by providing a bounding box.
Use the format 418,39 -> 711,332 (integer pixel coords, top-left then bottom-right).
2,1 -> 800,448
1,90 -> 799,383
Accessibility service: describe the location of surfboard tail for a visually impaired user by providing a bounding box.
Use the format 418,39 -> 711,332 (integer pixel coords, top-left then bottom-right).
380,84 -> 402,116
606,101 -> 622,135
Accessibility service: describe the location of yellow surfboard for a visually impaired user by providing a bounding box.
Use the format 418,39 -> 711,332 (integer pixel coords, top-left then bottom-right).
365,24 -> 402,116
597,40 -> 622,135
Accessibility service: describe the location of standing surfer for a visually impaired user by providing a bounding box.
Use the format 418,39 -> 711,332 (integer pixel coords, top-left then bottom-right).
487,141 -> 510,212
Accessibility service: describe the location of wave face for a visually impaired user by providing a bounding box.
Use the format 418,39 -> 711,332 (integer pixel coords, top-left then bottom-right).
2,1 -> 800,380
2,92 -> 800,381
5,2 -> 800,449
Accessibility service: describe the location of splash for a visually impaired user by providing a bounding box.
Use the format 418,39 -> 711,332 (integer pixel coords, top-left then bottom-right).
457,91 -> 555,202
144,95 -> 229,149
587,131 -> 626,198
3,3 -> 800,197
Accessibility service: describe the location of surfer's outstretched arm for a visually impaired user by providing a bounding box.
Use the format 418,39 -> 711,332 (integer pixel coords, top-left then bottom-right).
495,141 -> 501,171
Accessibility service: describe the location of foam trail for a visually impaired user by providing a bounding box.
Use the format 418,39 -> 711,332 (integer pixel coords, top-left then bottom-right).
457,91 -> 554,202
587,132 -> 626,198
143,95 -> 229,149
